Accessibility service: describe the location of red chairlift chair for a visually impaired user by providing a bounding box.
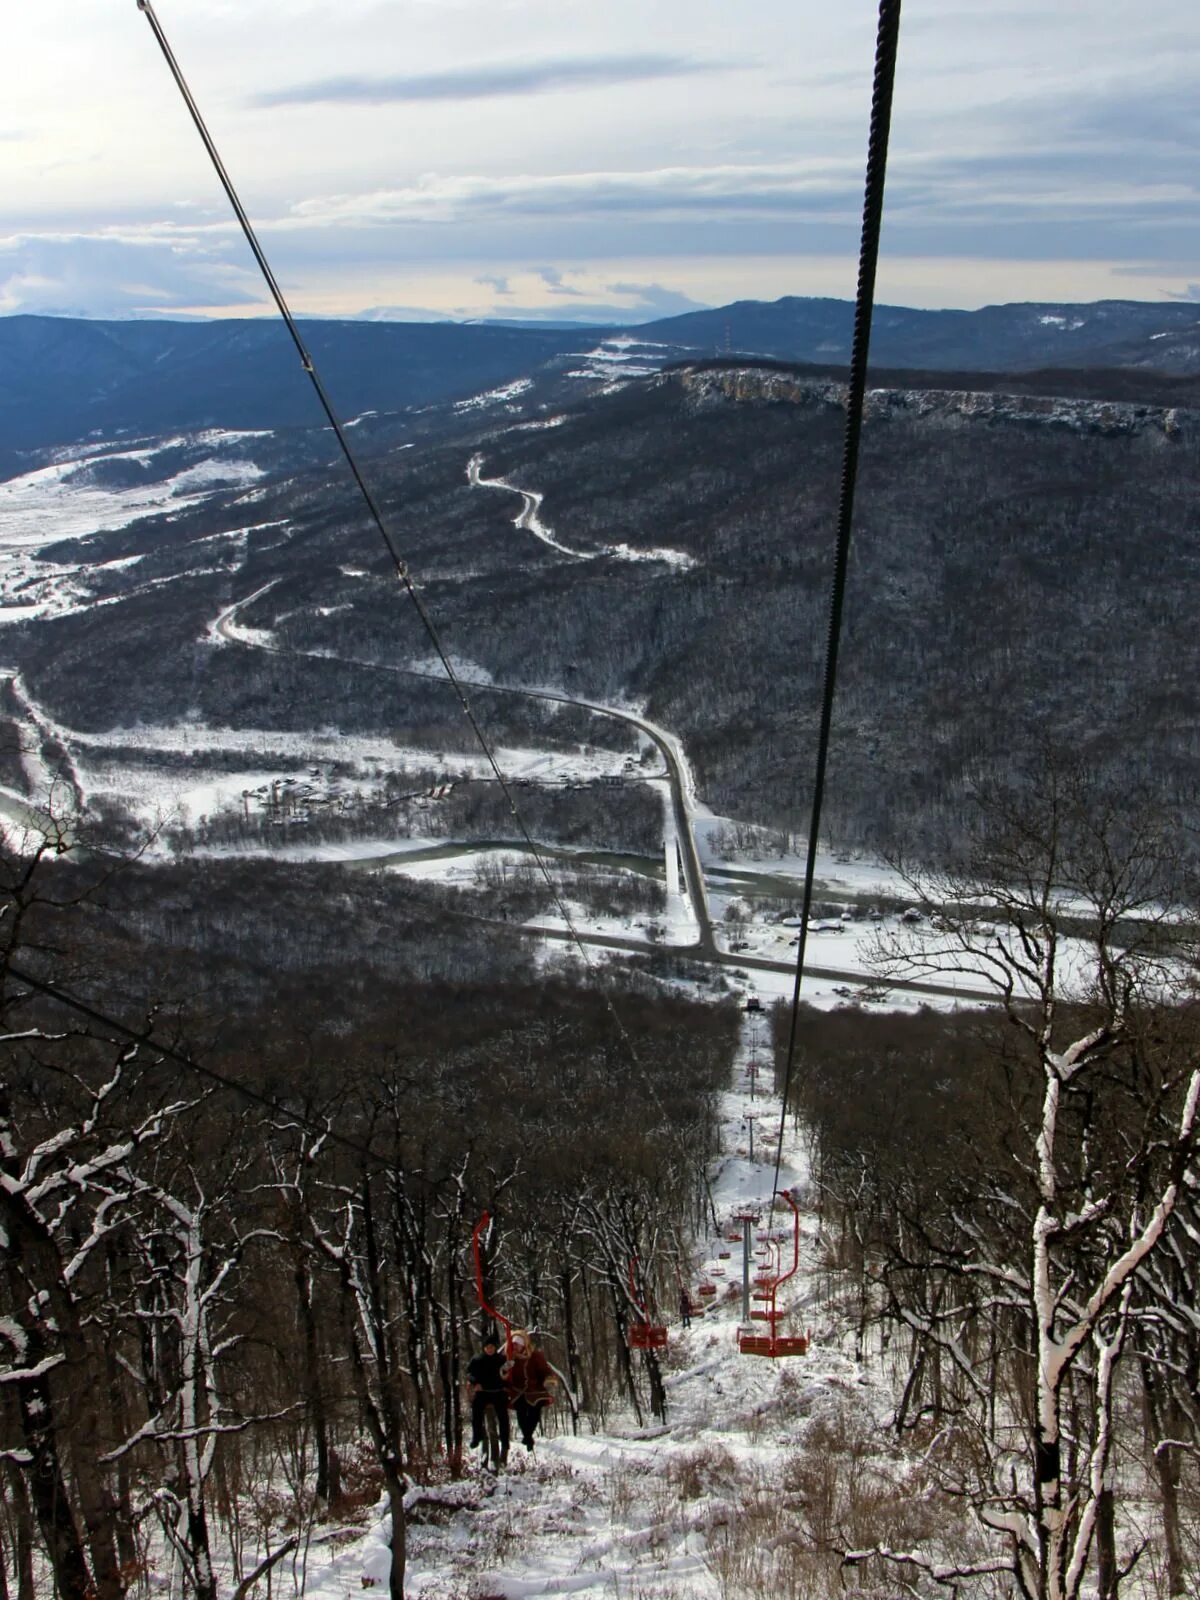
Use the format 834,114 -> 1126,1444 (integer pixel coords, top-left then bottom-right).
626,1256 -> 668,1351
471,1211 -> 515,1355
738,1191 -> 811,1359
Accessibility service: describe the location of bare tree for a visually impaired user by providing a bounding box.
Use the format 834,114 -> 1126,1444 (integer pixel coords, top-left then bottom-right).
861,768 -> 1200,1600
110,1133 -> 282,1600
0,1044 -> 185,1600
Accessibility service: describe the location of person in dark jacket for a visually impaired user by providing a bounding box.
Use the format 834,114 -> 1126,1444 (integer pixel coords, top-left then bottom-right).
503,1329 -> 557,1451
467,1330 -> 510,1460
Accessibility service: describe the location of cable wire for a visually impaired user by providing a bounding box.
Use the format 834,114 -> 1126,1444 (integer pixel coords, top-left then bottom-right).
770,0 -> 903,1209
7,961 -> 397,1176
134,0 -> 638,1062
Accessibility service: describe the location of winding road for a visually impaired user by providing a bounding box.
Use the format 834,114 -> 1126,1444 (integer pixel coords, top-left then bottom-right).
214,584 -> 714,949
212,579 -> 999,1004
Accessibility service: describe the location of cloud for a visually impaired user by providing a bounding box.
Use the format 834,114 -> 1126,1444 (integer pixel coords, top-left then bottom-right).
0,235 -> 262,318
1163,283 -> 1200,302
348,304 -> 456,322
536,266 -> 584,296
286,162 -> 866,232
605,281 -> 710,316
445,277 -> 711,325
252,54 -> 728,109
474,273 -> 511,295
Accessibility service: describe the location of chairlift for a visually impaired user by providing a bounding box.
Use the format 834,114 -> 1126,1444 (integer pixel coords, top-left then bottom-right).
471,1211 -> 515,1355
626,1256 -> 668,1351
738,1190 -> 810,1359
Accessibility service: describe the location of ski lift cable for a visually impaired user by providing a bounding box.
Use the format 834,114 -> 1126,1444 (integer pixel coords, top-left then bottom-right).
770,0 -> 903,1216
7,960 -> 401,1178
133,0 -> 639,1067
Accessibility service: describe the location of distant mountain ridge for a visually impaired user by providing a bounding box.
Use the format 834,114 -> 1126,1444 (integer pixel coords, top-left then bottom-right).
3,294 -> 1199,474
640,296 -> 1200,373
0,316 -> 588,474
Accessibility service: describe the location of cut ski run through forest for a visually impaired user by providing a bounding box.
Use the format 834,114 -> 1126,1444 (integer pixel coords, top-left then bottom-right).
221,1017 -> 868,1600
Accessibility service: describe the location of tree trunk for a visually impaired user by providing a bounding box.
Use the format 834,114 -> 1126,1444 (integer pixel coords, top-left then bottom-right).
384,1466 -> 407,1600
104,1337 -> 139,1577
559,1261 -> 581,1433
18,1375 -> 95,1600
1095,1487 -> 1117,1600
643,1347 -> 668,1423
294,1250 -> 332,1501
2,1462 -> 37,1600
1142,1363 -> 1187,1598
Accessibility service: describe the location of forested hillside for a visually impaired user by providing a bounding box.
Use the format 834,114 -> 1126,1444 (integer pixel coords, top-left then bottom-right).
0,829 -> 735,1599
10,361 -> 1196,862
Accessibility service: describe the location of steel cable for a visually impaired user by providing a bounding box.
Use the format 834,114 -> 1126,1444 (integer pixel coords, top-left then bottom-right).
134,0 -> 640,1063
770,0 -> 903,1212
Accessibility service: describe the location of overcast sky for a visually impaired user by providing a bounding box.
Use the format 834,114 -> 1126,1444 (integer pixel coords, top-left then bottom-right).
3,1 -> 1198,322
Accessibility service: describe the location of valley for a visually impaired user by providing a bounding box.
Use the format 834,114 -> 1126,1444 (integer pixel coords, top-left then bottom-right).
2,303 -> 1198,1600
0,398 -> 1026,1009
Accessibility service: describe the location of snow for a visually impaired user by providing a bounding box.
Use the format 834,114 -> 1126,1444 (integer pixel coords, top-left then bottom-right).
563,338 -> 677,385
455,377 -> 534,411
0,436 -> 263,543
0,431 -> 273,621
5,663 -> 657,860
405,652 -> 495,686
267,1012 -> 883,1600
509,414 -> 569,431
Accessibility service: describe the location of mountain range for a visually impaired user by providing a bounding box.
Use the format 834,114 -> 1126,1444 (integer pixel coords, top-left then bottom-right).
3,294 -> 1199,477
6,350 -> 1196,861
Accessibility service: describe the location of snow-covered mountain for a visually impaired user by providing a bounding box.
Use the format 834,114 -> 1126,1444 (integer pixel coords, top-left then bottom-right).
4,296 -> 1200,478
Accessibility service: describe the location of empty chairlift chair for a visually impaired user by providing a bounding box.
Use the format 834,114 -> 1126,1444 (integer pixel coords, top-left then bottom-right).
627,1256 -> 668,1351
739,1190 -> 810,1358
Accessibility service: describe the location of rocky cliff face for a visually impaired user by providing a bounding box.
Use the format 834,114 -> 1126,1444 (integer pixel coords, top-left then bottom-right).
672,364 -> 1194,440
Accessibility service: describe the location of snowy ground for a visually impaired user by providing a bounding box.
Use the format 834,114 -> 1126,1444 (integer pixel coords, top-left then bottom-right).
291,1016 -> 884,1600
563,335 -> 678,388
0,431 -> 270,621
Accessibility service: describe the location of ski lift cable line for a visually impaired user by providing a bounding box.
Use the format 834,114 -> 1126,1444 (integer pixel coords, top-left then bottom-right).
771,0 -> 903,1216
133,0 -> 640,1068
6,960 -> 400,1178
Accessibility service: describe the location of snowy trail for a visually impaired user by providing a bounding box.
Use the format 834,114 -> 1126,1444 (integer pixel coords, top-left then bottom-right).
467,454 -> 696,569
297,1016 -> 863,1599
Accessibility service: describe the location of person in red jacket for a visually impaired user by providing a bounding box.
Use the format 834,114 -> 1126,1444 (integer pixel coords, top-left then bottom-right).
503,1329 -> 557,1451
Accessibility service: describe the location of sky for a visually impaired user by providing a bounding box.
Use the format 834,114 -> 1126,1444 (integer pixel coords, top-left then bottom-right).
2,0 -> 1198,324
